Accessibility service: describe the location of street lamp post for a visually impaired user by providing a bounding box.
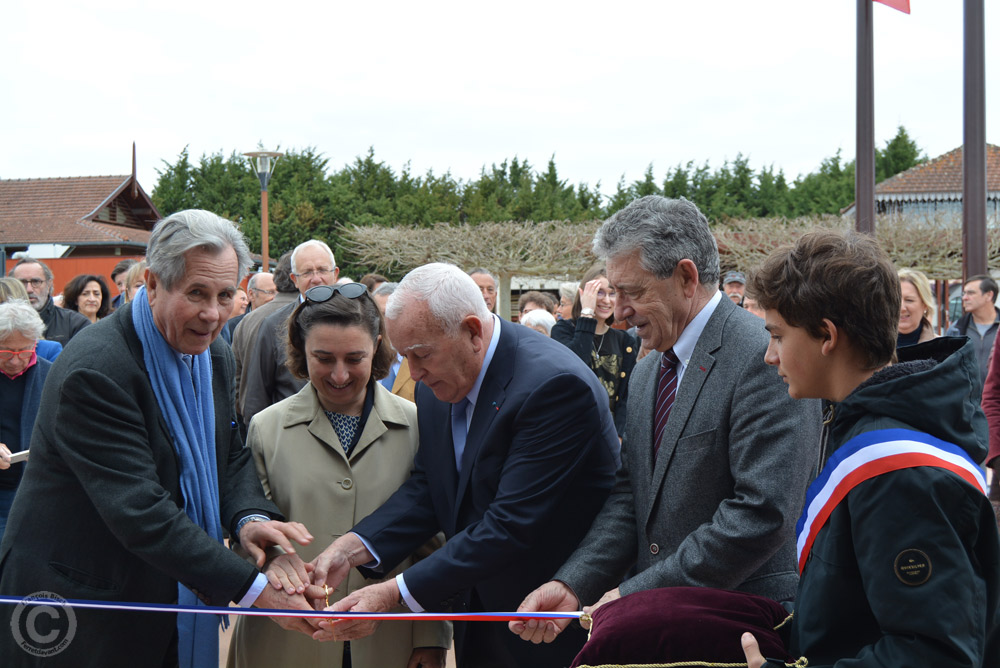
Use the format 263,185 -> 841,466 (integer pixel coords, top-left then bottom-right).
244,150 -> 284,269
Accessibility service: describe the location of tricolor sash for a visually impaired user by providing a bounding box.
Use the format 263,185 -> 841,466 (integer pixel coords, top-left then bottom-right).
796,428 -> 988,574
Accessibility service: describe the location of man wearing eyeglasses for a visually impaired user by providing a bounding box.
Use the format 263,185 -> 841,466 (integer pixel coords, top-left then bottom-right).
0,211 -> 318,667
220,272 -> 276,345
243,240 -> 339,427
8,258 -> 91,346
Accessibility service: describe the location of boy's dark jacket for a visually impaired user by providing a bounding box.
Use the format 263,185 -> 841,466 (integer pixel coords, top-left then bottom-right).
790,337 -> 1000,667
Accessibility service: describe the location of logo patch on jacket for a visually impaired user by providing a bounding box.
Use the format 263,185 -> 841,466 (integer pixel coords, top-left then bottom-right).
893,548 -> 931,585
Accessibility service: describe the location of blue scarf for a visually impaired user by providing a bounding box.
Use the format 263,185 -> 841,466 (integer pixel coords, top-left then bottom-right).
131,287 -> 224,668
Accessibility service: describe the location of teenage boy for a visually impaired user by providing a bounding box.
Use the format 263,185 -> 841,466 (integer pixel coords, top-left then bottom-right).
741,230 -> 999,667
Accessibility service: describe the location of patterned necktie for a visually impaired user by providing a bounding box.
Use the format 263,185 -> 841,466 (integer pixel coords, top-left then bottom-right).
653,350 -> 680,458
451,398 -> 470,472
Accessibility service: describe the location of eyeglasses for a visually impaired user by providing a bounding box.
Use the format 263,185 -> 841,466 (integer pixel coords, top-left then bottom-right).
250,288 -> 278,296
0,344 -> 36,362
305,283 -> 368,304
17,278 -> 46,289
296,268 -> 335,280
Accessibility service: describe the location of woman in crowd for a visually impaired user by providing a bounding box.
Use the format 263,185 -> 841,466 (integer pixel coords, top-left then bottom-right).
230,287 -> 249,318
0,301 -> 53,542
62,274 -> 111,324
0,279 -> 62,360
521,307 -> 556,336
551,264 -> 638,436
122,260 -> 147,303
556,281 -> 576,321
897,268 -> 937,348
228,283 -> 450,668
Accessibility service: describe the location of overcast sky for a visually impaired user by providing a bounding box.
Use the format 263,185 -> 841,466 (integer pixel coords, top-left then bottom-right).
2,1 -> 995,199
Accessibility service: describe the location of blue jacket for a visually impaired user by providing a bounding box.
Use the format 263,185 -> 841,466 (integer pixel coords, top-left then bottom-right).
0,358 -> 51,489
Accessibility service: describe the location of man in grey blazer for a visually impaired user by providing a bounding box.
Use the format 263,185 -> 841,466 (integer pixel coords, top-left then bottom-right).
511,195 -> 822,644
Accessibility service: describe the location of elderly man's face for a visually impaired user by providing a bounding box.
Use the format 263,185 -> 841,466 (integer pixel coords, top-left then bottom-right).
471,273 -> 497,311
292,246 -> 338,295
724,281 -> 745,303
12,263 -> 51,312
387,299 -> 486,403
249,273 -> 277,309
608,249 -> 691,354
146,246 -> 238,355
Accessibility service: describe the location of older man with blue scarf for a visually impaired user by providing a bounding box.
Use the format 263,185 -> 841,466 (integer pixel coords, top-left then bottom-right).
0,210 -> 320,668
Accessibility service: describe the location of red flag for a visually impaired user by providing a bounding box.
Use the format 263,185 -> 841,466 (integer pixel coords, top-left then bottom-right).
874,0 -> 910,13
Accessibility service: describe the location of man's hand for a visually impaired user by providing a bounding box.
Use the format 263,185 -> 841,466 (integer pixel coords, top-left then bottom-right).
310,533 -> 373,591
741,632 -> 766,668
0,443 -> 11,471
313,579 -> 399,642
239,519 -> 313,568
508,580 -> 580,644
406,647 -> 447,668
253,580 -> 326,636
580,587 -> 620,629
265,553 -> 314,595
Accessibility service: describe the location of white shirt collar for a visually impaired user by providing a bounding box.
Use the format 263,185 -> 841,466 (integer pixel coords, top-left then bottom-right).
672,290 -> 722,377
464,314 -> 502,411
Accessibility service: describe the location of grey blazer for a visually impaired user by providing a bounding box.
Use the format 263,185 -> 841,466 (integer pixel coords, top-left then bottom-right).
556,296 -> 821,605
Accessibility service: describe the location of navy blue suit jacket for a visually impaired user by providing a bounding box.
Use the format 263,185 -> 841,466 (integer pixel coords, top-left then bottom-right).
354,319 -> 618,665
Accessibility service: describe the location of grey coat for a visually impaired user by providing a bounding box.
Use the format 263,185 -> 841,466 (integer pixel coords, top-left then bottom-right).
556,297 -> 822,605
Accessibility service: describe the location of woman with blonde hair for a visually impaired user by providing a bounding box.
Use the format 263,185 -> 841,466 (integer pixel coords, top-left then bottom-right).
897,268 -> 938,347
122,260 -> 147,303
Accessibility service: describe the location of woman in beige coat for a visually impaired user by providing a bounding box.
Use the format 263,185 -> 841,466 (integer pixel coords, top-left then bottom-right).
228,283 -> 450,668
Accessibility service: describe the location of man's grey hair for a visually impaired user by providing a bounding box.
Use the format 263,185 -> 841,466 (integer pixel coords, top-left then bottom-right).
388,263 -> 490,334
8,257 -> 54,283
593,196 -> 720,286
373,281 -> 399,297
147,210 -> 253,290
467,267 -> 498,288
0,300 -> 45,341
290,240 -> 336,275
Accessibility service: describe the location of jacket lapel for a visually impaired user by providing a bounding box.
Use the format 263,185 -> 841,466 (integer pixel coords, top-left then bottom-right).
454,319 -> 514,515
643,299 -> 730,528
280,386 -> 351,464
350,385 -> 410,461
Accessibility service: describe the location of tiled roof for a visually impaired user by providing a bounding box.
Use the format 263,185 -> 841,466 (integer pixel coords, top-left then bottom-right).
875,144 -> 1000,201
0,175 -> 153,245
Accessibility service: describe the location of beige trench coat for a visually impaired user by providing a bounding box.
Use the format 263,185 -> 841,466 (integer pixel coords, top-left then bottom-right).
227,382 -> 451,668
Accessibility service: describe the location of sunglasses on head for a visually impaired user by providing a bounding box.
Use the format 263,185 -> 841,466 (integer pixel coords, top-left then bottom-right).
305,283 -> 368,304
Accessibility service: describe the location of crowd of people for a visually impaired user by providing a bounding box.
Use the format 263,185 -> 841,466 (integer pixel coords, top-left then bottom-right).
0,197 -> 997,668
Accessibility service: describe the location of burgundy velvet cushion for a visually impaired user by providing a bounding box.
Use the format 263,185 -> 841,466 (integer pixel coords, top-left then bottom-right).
570,586 -> 794,668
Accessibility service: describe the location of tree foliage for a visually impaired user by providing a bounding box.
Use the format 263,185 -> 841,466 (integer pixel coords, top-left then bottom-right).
150,127 -> 928,274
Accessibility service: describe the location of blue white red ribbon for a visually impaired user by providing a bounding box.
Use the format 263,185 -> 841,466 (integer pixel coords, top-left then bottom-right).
0,594 -> 580,621
796,428 -> 987,574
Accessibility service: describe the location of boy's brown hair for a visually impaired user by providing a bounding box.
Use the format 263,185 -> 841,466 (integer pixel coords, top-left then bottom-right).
748,230 -> 899,370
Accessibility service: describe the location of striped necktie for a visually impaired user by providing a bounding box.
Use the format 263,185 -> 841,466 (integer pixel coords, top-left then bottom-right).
653,350 -> 680,458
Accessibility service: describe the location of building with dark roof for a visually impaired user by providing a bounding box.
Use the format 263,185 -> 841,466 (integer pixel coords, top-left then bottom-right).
0,148 -> 160,293
842,144 -> 1000,221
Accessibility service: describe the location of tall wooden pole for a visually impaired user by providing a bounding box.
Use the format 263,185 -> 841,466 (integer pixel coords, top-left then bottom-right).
856,0 -> 876,234
261,189 -> 271,271
962,0 -> 987,279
